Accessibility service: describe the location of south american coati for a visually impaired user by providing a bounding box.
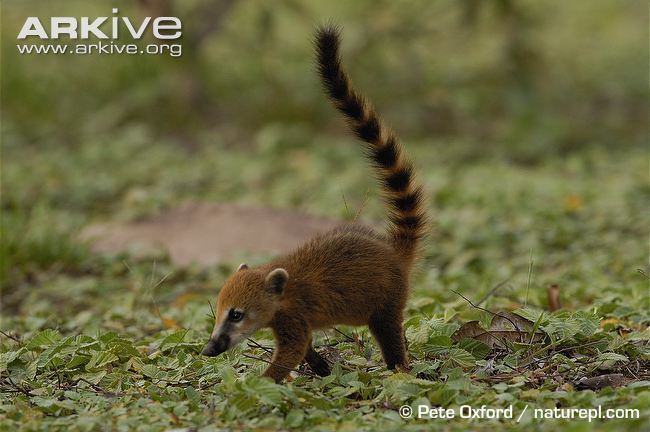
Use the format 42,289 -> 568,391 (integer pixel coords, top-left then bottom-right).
201,25 -> 427,383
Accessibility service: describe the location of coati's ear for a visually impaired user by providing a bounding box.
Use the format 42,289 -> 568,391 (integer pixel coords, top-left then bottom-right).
237,263 -> 248,271
265,268 -> 288,295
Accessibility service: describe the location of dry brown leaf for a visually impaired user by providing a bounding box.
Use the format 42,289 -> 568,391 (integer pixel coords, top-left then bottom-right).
452,312 -> 545,349
575,374 -> 626,390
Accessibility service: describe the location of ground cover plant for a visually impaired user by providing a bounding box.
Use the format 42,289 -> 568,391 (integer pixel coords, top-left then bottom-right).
2,139 -> 647,431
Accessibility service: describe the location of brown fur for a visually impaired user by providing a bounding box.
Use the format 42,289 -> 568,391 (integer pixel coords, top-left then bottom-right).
201,25 -> 427,383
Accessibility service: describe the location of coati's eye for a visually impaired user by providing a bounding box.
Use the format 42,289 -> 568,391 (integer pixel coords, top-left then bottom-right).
228,309 -> 244,322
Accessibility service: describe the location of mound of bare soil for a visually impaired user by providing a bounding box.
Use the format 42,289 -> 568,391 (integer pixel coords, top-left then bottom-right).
81,203 -> 340,266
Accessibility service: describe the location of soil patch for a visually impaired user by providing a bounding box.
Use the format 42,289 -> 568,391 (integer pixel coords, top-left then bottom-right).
81,203 -> 341,266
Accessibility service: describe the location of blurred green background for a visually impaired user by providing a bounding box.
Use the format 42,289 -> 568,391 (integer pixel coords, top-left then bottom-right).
4,1 -> 646,156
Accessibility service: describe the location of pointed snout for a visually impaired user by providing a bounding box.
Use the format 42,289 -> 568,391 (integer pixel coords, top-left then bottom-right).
201,334 -> 230,357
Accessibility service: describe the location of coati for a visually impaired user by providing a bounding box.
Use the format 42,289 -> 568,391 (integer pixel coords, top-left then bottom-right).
201,25 -> 427,383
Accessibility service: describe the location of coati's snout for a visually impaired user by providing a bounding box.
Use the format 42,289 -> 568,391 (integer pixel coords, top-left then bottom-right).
201,264 -> 289,357
201,334 -> 230,357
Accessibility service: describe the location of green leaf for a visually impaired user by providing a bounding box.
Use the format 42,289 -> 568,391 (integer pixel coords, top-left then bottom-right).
107,340 -> 140,359
230,393 -> 257,413
457,338 -> 490,360
66,354 -> 90,369
85,351 -> 119,371
0,351 -> 22,371
79,370 -> 106,384
185,386 -> 200,403
595,352 -> 628,369
31,397 -> 55,408
159,329 -> 189,351
514,308 -> 545,323
254,382 -> 284,405
446,348 -> 477,368
26,329 -> 61,349
38,336 -> 73,367
26,359 -> 38,380
429,335 -> 453,347
346,356 -> 367,366
573,311 -> 600,337
142,364 -> 163,379
285,409 -> 305,427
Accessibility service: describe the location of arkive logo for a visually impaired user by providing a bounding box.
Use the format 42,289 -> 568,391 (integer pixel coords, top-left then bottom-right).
16,8 -> 183,57
17,8 -> 182,40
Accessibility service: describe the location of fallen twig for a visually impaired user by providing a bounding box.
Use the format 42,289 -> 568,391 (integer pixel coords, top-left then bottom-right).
247,338 -> 273,355
451,289 -> 526,334
0,330 -> 22,344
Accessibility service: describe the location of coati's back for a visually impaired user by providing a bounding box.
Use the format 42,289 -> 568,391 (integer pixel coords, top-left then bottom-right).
264,225 -> 407,328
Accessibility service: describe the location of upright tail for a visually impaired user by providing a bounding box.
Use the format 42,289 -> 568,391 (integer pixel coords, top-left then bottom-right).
314,25 -> 427,267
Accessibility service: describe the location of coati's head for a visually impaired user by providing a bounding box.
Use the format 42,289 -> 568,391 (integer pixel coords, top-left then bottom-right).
201,263 -> 288,357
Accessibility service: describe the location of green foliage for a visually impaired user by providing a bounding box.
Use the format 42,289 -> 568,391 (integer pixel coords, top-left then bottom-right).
2,304 -> 648,430
2,131 -> 648,432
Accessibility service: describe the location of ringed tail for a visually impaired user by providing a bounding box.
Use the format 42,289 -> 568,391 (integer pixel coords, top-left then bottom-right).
314,24 -> 427,267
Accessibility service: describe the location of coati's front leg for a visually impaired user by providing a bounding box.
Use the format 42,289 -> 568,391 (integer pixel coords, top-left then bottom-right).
264,313 -> 310,383
368,309 -> 410,370
304,339 -> 331,377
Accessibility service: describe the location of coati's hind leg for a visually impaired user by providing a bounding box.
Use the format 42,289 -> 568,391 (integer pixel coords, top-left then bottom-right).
368,308 -> 410,370
304,337 -> 331,377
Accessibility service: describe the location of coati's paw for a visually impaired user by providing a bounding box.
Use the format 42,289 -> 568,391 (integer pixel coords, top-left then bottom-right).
395,362 -> 412,374
311,362 -> 331,377
306,354 -> 331,377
